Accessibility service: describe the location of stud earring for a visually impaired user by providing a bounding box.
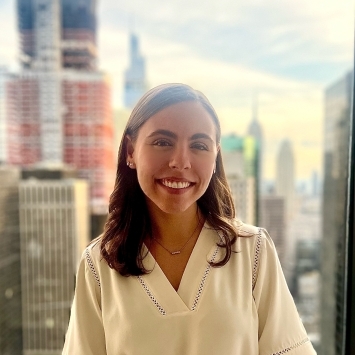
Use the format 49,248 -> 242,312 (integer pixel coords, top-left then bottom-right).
127,161 -> 134,168
213,168 -> 216,174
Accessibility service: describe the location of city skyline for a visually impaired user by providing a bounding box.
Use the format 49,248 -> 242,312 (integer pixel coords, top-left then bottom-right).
0,1 -> 350,352
0,0 -> 353,180
0,0 -> 116,213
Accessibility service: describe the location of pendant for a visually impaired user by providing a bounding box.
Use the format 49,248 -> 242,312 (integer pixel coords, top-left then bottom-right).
171,251 -> 181,255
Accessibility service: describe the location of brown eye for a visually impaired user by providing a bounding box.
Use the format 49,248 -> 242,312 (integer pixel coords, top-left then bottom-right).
191,142 -> 208,151
153,139 -> 172,147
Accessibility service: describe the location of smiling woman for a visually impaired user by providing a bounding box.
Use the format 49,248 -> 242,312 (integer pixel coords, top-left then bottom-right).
126,101 -> 219,215
62,83 -> 317,355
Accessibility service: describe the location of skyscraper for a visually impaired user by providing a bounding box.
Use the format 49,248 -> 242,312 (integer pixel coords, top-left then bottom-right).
0,67 -> 10,163
7,0 -> 116,213
247,94 -> 263,222
124,33 -> 147,108
221,134 -> 258,225
276,139 -> 295,219
0,166 -> 22,354
62,71 -> 115,213
61,0 -> 97,70
260,196 -> 286,266
17,0 -> 97,70
19,175 -> 89,354
320,70 -> 352,355
247,93 -> 263,187
6,72 -> 58,165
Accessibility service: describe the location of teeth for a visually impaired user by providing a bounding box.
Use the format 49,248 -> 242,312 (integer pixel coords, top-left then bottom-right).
162,179 -> 191,189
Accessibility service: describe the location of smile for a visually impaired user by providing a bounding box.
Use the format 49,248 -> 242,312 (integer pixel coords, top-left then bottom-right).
161,179 -> 191,189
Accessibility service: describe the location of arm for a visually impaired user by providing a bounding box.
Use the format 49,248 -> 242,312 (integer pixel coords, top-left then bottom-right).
62,247 -> 106,355
253,229 -> 317,355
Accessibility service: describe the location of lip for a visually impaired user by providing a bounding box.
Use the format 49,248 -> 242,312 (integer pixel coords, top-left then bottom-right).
157,178 -> 195,194
159,177 -> 193,183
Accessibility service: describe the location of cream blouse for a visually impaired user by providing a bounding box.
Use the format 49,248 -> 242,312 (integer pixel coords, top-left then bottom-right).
62,222 -> 317,355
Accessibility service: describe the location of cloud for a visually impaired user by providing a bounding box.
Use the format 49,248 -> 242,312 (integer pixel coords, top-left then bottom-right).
99,0 -> 353,83
0,0 -> 349,180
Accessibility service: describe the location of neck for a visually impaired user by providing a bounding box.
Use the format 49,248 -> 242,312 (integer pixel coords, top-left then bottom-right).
148,204 -> 203,246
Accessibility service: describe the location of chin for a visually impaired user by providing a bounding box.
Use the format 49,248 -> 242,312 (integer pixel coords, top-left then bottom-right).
148,198 -> 196,216
158,204 -> 192,215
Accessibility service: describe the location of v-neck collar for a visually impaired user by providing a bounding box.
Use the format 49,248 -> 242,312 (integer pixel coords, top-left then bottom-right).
139,223 -> 221,315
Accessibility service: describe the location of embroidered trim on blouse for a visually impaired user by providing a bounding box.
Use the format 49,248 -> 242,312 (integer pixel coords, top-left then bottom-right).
137,276 -> 167,316
191,246 -> 220,311
271,338 -> 310,355
85,248 -> 101,288
252,228 -> 263,290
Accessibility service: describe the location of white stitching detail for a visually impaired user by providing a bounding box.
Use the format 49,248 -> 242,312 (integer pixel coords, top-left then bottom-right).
136,244 -> 219,314
252,228 -> 263,290
191,246 -> 219,311
137,276 -> 166,315
271,338 -> 310,355
85,248 -> 101,288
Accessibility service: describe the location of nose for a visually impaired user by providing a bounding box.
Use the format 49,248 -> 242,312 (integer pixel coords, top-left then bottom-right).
169,145 -> 191,170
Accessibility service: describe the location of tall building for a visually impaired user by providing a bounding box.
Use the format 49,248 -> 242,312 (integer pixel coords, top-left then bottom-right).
124,33 -> 147,108
247,94 -> 263,188
17,0 -> 97,70
293,239 -> 321,346
320,70 -> 352,355
62,71 -> 115,214
247,94 -> 263,223
19,176 -> 89,354
0,67 -> 10,163
221,134 -> 258,225
7,0 -> 116,213
276,139 -> 295,219
287,194 -> 321,283
0,166 -> 22,354
61,0 -> 97,70
6,70 -> 114,212
260,196 -> 286,266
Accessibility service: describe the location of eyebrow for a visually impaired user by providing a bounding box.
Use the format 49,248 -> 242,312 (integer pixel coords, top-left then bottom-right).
147,130 -> 214,143
190,133 -> 214,143
148,129 -> 177,139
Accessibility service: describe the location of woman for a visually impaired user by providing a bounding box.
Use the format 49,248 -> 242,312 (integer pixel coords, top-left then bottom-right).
63,83 -> 316,354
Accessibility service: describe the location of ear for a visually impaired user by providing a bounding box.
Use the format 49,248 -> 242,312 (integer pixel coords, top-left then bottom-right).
126,135 -> 135,161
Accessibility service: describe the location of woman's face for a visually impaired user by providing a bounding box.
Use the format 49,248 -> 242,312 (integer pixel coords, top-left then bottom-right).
127,101 -> 219,216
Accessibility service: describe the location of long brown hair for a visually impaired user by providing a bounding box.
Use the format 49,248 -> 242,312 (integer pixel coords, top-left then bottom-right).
101,83 -> 239,276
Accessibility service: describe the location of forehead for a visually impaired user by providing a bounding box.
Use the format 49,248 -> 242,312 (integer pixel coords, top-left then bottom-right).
139,101 -> 217,138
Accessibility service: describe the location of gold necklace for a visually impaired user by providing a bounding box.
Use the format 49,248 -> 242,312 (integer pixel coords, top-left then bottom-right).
153,215 -> 201,256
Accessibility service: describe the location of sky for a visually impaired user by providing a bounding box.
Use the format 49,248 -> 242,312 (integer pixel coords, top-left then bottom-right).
0,0 -> 353,182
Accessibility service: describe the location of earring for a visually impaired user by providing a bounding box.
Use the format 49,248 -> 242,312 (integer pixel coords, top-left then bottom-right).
213,169 -> 216,174
127,161 -> 134,168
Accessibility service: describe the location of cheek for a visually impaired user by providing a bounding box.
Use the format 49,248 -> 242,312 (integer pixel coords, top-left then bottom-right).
195,155 -> 216,172
135,155 -> 164,184
193,161 -> 215,188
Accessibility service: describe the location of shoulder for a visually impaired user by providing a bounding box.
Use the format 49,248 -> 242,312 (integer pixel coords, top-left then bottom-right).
234,222 -> 275,260
233,220 -> 271,246
232,221 -> 274,284
231,219 -> 264,248
85,237 -> 102,262
81,237 -> 104,288
234,220 -> 260,237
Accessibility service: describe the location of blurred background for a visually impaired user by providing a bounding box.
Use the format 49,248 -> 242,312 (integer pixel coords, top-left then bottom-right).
0,0 -> 353,354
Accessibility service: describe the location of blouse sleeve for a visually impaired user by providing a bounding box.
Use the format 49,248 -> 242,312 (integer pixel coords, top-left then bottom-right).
252,228 -> 317,355
62,247 -> 106,355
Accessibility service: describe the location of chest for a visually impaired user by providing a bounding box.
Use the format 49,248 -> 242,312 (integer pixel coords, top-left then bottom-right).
148,242 -> 196,291
100,254 -> 258,355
